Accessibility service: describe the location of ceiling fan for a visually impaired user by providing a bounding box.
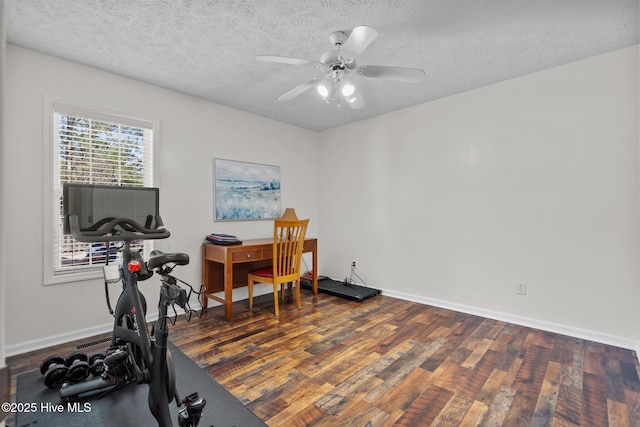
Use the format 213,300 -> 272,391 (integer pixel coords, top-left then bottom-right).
257,26 -> 426,109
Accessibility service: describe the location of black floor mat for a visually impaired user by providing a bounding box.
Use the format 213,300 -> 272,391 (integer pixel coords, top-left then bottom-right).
301,277 -> 381,302
15,342 -> 266,427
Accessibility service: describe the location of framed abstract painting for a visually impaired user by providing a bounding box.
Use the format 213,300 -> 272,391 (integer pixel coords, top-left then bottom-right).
214,158 -> 281,221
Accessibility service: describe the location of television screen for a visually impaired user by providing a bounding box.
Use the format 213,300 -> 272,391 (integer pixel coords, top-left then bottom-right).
63,184 -> 159,234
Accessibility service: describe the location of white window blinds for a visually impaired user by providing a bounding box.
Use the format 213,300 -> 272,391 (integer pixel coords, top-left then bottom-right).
51,105 -> 154,276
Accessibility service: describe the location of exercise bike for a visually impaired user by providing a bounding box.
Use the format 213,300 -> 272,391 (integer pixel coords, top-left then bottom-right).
44,213 -> 206,427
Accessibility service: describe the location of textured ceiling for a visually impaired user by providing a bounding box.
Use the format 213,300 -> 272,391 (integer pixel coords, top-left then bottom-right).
6,0 -> 639,132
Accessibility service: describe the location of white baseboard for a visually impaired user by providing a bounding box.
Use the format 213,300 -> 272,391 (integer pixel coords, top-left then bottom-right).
5,321 -> 115,357
380,287 -> 640,365
7,284 -> 640,366
5,284 -> 276,357
6,308 -> 188,357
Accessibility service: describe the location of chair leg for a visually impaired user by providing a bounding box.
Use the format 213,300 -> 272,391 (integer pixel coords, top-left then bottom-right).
273,284 -> 280,316
248,278 -> 254,308
295,281 -> 302,309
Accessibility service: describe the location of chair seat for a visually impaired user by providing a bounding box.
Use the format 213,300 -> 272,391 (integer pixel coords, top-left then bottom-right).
249,266 -> 273,278
247,216 -> 309,316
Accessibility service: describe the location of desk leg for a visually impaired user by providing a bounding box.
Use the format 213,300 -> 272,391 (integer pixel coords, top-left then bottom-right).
224,253 -> 234,321
201,246 -> 208,310
312,245 -> 318,294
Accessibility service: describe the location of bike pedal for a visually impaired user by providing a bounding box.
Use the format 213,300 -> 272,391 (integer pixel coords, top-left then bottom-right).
180,392 -> 206,419
186,397 -> 206,413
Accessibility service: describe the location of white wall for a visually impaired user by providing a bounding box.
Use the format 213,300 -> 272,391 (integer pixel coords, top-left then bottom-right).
3,45 -> 320,353
319,46 -> 640,349
4,43 -> 639,355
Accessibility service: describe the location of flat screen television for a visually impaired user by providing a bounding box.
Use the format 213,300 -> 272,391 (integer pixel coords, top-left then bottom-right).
63,183 -> 160,234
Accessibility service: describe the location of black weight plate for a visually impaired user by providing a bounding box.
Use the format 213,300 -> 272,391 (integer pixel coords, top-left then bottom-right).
65,351 -> 89,366
43,365 -> 68,388
39,355 -> 65,376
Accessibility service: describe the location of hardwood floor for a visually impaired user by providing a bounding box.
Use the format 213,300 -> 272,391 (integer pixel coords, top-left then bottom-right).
6,289 -> 640,426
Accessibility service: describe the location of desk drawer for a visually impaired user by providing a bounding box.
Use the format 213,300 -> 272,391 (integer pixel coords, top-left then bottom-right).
232,250 -> 262,262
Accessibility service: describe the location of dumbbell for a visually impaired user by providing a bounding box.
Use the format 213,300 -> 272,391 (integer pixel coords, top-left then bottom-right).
65,351 -> 91,383
40,351 -> 91,388
88,352 -> 106,377
40,355 -> 68,388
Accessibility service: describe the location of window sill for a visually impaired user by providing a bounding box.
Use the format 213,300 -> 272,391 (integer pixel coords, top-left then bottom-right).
44,268 -> 104,286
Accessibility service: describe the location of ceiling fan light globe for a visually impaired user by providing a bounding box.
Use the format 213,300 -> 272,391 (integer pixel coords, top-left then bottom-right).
341,83 -> 355,96
346,91 -> 365,109
317,84 -> 329,98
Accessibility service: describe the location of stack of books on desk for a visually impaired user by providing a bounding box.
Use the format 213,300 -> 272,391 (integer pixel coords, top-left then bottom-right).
206,233 -> 242,245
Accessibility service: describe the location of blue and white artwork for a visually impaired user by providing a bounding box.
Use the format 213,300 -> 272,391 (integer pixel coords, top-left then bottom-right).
214,159 -> 281,221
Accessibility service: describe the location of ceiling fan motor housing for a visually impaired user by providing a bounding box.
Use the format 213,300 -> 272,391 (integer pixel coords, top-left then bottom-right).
329,31 -> 347,47
321,31 -> 350,67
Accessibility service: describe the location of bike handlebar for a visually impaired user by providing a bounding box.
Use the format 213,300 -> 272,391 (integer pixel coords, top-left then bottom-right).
68,214 -> 171,243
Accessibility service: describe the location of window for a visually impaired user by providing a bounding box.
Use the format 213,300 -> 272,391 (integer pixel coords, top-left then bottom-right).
44,99 -> 156,284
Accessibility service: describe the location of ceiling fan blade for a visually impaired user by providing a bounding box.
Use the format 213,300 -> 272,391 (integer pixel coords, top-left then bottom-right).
278,77 -> 322,102
357,65 -> 426,83
339,26 -> 378,61
256,55 -> 320,66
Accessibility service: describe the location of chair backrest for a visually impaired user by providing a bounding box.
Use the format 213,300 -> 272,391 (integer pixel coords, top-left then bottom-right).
272,218 -> 309,280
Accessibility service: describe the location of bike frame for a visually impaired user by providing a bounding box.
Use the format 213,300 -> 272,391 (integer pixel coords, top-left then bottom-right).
113,241 -> 176,426
60,215 -> 182,426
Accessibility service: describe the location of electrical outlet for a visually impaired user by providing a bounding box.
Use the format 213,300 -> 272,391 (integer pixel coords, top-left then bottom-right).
351,259 -> 357,268
516,281 -> 527,295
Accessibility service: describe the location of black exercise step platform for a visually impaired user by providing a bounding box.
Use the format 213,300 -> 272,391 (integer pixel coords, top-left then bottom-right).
301,277 -> 381,302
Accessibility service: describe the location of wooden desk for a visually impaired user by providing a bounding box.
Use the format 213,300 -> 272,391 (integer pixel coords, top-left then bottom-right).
201,238 -> 318,320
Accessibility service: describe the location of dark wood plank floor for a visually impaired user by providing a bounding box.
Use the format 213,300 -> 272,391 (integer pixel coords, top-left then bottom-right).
6,289 -> 640,426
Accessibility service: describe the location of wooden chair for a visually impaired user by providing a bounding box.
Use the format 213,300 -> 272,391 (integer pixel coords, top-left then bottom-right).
248,218 -> 309,316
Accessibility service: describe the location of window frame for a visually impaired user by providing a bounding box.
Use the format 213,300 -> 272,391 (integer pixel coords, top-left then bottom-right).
43,96 -> 159,285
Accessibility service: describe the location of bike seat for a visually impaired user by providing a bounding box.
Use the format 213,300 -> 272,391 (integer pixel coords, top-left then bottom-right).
148,250 -> 189,270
